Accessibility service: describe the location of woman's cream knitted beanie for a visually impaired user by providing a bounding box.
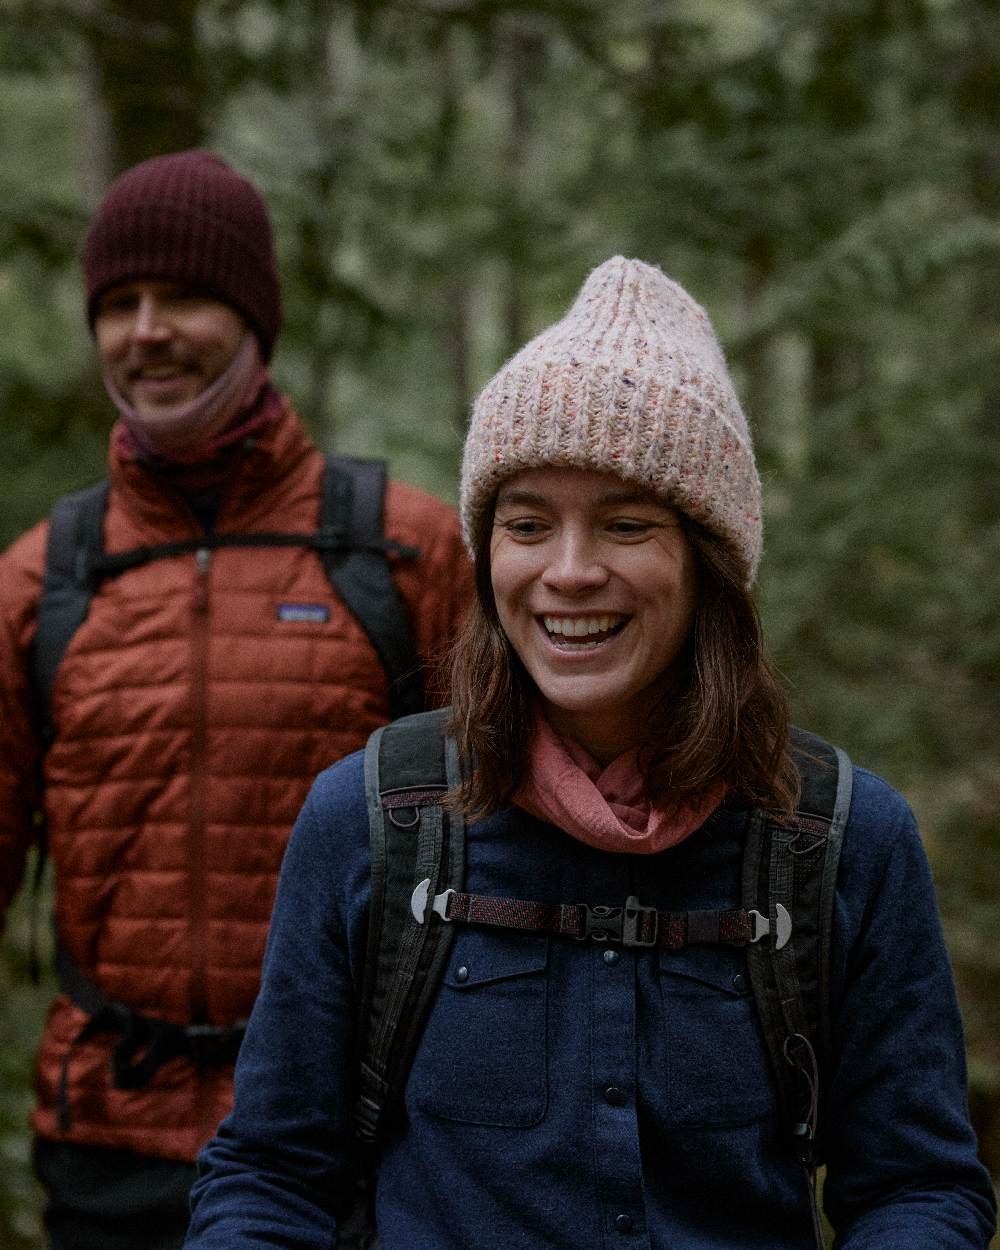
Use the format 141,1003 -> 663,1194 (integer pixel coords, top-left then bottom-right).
460,256 -> 763,584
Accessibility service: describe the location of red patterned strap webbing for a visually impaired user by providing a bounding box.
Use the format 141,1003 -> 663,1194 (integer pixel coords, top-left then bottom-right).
441,891 -> 753,950
444,892 -> 584,938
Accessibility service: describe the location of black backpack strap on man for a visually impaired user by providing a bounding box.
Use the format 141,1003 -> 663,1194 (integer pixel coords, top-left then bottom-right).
317,456 -> 423,721
33,480 -> 111,746
352,713 -> 852,1249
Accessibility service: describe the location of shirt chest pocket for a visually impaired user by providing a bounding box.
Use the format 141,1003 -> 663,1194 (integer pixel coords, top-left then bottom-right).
406,929 -> 549,1128
657,946 -> 776,1128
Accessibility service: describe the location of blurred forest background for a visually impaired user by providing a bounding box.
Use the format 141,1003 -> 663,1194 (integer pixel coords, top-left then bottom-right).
1,0 -> 998,1243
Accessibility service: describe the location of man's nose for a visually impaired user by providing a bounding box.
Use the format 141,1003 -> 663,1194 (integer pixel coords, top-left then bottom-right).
131,295 -> 172,342
540,532 -> 609,594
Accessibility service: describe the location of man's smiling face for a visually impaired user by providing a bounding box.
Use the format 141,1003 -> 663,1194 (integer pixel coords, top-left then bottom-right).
94,279 -> 245,422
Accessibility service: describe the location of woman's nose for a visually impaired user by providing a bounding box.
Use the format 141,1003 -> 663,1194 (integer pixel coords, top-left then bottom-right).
540,534 -> 609,593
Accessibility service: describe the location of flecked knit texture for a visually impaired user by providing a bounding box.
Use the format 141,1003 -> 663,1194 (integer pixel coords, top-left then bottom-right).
460,256 -> 762,583
83,150 -> 282,359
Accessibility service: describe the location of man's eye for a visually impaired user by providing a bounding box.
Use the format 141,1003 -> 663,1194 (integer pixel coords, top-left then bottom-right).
99,296 -> 135,316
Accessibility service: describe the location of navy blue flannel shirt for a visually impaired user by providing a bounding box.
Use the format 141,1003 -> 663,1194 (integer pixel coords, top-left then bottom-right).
185,751 -> 996,1249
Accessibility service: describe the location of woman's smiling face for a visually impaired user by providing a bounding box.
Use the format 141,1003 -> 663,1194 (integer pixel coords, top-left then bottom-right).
489,466 -> 697,763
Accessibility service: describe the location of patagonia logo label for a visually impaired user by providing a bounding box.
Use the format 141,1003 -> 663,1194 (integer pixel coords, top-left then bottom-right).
276,603 -> 330,624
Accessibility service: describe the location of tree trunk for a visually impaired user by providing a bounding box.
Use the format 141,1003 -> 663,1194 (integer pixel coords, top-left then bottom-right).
85,0 -> 206,175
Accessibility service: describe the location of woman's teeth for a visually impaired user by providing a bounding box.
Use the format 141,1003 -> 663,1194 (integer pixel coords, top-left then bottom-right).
542,615 -> 625,649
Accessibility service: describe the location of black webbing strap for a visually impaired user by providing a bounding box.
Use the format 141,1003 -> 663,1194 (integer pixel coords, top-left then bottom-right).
355,709 -> 464,1145
55,944 -> 246,1130
742,727 -> 852,1249
321,456 -> 423,720
86,528 -> 418,579
426,889 -> 759,951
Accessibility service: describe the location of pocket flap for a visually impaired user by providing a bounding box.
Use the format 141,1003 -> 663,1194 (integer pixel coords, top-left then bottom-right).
658,945 -> 750,996
443,928 -> 548,988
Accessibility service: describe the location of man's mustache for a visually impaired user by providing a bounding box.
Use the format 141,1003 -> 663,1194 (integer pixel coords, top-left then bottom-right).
124,348 -> 195,378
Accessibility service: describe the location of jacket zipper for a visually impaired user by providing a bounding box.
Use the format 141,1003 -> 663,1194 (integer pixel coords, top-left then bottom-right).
190,546 -> 212,1022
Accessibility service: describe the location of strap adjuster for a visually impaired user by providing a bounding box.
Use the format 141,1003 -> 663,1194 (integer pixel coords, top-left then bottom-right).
623,895 -> 659,946
748,903 -> 792,950
410,879 -> 454,924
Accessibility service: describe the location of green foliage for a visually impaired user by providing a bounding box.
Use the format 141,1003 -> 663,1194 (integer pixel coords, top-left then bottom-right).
1,0 -> 998,1239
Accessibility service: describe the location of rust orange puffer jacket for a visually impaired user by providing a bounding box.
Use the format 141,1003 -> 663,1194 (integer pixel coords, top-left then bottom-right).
0,402 -> 472,1161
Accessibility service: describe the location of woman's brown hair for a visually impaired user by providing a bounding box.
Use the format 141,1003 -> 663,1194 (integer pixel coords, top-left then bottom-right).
447,501 -> 799,821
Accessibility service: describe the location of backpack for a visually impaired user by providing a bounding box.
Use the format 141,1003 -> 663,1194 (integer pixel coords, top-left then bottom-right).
33,454 -> 423,738
30,454 -> 425,1125
347,709 -> 852,1250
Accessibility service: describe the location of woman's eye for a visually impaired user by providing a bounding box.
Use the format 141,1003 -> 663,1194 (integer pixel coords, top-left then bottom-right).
607,519 -> 652,536
497,518 -> 546,537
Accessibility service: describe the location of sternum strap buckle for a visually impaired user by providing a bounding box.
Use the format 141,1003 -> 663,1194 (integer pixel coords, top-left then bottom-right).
581,896 -> 658,946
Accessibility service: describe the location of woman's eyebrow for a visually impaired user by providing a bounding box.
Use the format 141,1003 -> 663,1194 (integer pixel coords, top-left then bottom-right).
494,489 -> 547,508
595,490 -> 667,507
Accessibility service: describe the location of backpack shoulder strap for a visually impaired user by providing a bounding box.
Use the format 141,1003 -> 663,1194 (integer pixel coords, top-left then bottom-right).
354,707 -> 464,1144
742,726 -> 852,1162
33,480 -> 110,746
320,456 -> 424,721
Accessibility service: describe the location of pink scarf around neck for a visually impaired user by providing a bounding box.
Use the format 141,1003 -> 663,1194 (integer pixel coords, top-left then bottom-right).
105,332 -> 273,465
513,712 -> 726,855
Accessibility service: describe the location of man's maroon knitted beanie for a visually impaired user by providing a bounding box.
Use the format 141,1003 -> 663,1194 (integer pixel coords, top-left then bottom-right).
82,149 -> 282,359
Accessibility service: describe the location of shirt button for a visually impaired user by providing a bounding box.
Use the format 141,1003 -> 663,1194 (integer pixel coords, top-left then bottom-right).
603,949 -> 621,966
615,1213 -> 633,1233
732,973 -> 747,992
455,966 -> 469,983
604,1086 -> 626,1106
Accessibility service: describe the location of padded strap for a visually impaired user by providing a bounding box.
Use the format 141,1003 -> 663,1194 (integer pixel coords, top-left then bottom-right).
321,457 -> 423,720
33,481 -> 109,745
355,710 -> 463,1143
742,727 -> 851,1249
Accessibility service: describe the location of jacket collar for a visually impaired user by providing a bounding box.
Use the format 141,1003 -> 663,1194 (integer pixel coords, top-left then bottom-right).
107,392 -> 319,540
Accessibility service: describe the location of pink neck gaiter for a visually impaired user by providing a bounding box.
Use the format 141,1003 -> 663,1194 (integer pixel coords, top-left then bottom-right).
104,332 -> 271,465
514,711 -> 726,855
